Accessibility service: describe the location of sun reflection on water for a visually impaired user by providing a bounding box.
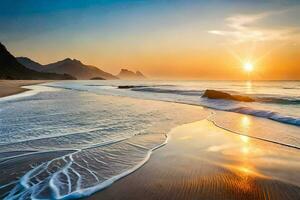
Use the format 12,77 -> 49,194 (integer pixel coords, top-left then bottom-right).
245,81 -> 253,93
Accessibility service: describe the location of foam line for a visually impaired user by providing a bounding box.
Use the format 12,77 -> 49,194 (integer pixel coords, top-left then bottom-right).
4,134 -> 169,200
207,112 -> 300,150
46,83 -> 300,127
57,134 -> 170,200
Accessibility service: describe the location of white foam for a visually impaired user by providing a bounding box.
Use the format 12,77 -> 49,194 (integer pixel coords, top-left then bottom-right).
57,135 -> 169,200
4,135 -> 169,200
0,85 -> 60,102
46,81 -> 300,127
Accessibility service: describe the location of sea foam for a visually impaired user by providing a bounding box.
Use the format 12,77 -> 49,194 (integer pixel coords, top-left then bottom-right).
3,134 -> 168,200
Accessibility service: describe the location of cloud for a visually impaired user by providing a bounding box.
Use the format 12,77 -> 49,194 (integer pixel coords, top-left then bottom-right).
208,10 -> 299,43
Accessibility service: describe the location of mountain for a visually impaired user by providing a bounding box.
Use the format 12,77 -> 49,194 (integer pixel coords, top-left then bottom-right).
18,57 -> 117,80
0,43 -> 75,80
117,69 -> 146,79
16,57 -> 44,72
135,71 -> 145,78
44,58 -> 117,80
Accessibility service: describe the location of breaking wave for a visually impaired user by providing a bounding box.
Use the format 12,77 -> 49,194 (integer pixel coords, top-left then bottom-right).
120,86 -> 300,126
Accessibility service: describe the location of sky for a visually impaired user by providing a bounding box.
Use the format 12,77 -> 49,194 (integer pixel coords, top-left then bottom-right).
1,0 -> 300,80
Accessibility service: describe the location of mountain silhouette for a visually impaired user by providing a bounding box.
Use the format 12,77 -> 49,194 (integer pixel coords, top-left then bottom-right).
18,57 -> 117,80
117,69 -> 146,79
0,43 -> 75,80
16,57 -> 44,72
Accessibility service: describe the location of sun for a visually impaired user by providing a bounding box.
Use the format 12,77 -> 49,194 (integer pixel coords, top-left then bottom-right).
243,62 -> 253,72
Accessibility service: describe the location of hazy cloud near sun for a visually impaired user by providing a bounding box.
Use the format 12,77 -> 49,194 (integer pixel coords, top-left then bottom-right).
208,8 -> 300,44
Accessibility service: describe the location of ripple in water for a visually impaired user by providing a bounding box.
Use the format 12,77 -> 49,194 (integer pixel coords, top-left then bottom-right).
0,85 -> 208,199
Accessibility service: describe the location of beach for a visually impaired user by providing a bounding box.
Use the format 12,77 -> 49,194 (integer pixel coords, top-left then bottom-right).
90,119 -> 300,200
1,0 -> 300,199
0,80 -> 299,200
0,80 -> 48,97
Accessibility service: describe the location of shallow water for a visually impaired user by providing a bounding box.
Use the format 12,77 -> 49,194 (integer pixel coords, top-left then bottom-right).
0,81 -> 299,199
94,120 -> 300,200
46,80 -> 300,126
0,84 -> 208,199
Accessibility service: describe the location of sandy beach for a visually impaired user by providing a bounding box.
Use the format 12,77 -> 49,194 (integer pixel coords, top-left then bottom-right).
0,81 -> 299,200
89,119 -> 300,200
1,1 -> 300,199
0,80 -> 48,97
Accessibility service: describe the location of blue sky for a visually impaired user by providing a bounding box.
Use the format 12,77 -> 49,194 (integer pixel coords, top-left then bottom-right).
2,0 -> 297,43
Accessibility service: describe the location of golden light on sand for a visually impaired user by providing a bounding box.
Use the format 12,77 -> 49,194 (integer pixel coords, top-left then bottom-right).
243,62 -> 253,72
240,135 -> 249,143
241,116 -> 251,129
241,146 -> 249,154
239,166 -> 251,174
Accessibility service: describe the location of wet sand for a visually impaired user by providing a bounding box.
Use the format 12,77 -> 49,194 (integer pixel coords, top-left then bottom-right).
89,120 -> 300,200
0,83 -> 299,200
0,80 -> 48,97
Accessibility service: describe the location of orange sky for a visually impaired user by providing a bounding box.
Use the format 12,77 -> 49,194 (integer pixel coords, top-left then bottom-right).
2,1 -> 300,80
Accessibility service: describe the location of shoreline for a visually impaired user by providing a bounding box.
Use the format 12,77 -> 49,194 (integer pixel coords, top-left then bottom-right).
88,119 -> 300,200
0,81 -> 299,199
0,80 -> 50,98
0,90 -> 210,199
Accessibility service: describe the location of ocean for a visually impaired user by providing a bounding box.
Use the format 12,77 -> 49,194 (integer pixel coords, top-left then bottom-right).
47,80 -> 300,126
0,80 -> 299,199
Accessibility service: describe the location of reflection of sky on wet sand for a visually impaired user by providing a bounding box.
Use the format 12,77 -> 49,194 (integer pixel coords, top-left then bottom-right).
211,124 -> 264,179
169,119 -> 300,187
211,110 -> 300,149
239,115 -> 251,134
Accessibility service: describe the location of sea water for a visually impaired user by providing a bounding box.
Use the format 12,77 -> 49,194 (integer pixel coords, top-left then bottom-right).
47,80 -> 300,126
0,80 -> 299,199
0,83 -> 208,199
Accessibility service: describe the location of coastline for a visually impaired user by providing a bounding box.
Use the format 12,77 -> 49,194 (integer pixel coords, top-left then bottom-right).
88,119 -> 300,200
0,88 -> 210,199
0,81 -> 299,200
0,80 -> 50,98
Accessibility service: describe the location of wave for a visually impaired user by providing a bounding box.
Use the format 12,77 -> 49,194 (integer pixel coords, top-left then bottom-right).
229,107 -> 300,126
124,86 -> 300,105
200,99 -> 300,127
2,134 -> 168,200
123,87 -> 300,126
0,85 -> 60,103
0,87 -> 40,103
49,82 -> 300,105
131,87 -> 203,96
46,83 -> 300,127
257,97 -> 300,105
